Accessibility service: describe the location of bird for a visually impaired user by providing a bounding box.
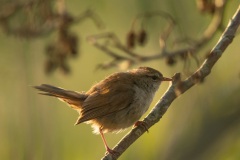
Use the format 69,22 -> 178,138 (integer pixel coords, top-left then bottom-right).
33,66 -> 172,154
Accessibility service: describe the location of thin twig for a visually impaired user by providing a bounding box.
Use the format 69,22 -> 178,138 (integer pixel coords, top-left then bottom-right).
88,1 -> 227,70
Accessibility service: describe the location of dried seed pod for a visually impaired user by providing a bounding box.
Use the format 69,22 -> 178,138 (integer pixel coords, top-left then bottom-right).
196,0 -> 208,12
60,62 -> 70,74
45,60 -> 57,74
180,53 -> 188,60
166,56 -> 176,66
68,35 -> 78,56
196,0 -> 215,14
45,44 -> 55,57
126,30 -> 136,49
138,29 -> 147,46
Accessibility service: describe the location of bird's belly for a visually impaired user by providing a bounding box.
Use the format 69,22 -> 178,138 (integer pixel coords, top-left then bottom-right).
90,89 -> 154,134
89,109 -> 140,134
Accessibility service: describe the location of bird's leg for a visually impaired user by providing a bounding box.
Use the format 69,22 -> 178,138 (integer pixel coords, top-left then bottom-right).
99,128 -> 117,155
133,121 -> 149,133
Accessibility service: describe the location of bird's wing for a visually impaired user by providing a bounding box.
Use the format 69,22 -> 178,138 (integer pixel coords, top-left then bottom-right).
75,80 -> 135,124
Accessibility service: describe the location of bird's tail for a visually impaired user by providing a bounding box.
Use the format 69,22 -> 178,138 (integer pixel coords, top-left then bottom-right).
34,84 -> 87,110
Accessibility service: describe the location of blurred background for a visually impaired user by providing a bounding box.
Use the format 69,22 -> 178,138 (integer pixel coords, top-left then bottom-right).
0,0 -> 240,160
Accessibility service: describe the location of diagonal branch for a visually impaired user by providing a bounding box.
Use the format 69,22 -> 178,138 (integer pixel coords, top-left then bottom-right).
101,5 -> 240,160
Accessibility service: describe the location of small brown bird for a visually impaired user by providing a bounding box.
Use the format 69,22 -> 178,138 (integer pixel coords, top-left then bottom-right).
34,67 -> 172,154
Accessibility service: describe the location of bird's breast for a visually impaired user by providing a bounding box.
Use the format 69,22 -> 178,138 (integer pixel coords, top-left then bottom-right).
131,85 -> 155,116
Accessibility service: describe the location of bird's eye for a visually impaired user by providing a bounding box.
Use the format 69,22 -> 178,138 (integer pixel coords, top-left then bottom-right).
151,75 -> 159,80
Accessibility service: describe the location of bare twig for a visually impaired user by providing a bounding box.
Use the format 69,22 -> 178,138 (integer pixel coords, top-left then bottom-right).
88,1 -> 227,70
101,5 -> 240,160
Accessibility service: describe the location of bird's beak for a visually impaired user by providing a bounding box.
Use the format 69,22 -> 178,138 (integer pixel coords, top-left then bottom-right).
162,77 -> 172,81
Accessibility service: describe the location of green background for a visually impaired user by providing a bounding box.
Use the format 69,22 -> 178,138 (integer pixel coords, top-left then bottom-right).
0,0 -> 240,160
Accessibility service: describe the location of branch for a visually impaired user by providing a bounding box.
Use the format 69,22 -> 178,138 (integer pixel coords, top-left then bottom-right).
101,5 -> 240,160
88,1 -> 227,70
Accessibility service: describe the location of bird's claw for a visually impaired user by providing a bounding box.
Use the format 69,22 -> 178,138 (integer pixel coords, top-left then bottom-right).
133,121 -> 149,133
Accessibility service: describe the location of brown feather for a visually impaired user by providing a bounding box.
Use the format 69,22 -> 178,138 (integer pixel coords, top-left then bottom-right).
34,84 -> 87,110
75,72 -> 135,124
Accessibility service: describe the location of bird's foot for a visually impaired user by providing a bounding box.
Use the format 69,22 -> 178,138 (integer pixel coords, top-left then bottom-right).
105,146 -> 119,156
133,121 -> 149,133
